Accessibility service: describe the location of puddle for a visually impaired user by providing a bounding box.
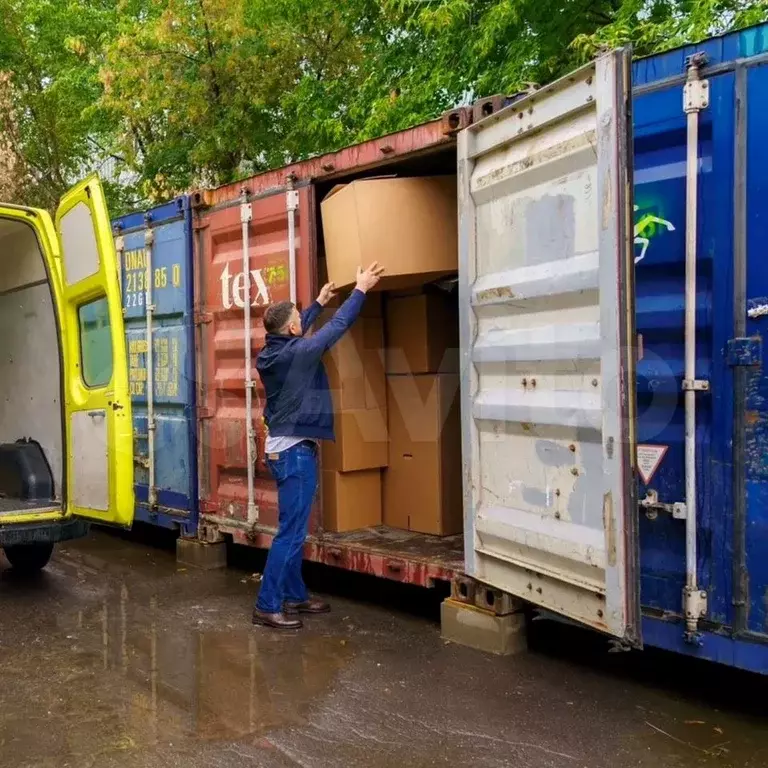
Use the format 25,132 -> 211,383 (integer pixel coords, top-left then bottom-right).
0,547 -> 353,767
1,533 -> 767,768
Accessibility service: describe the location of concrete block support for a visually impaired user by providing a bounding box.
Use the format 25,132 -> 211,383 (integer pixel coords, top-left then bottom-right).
176,538 -> 227,570
441,598 -> 528,656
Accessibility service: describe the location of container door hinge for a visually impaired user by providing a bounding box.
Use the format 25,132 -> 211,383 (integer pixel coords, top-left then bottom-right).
197,406 -> 214,420
286,189 -> 299,212
683,79 -> 710,112
194,311 -> 213,326
726,337 -> 762,367
240,202 -> 252,223
683,587 -> 708,645
682,378 -> 709,392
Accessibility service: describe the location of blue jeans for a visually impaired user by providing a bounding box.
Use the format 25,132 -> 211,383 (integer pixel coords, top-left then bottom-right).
256,442 -> 318,613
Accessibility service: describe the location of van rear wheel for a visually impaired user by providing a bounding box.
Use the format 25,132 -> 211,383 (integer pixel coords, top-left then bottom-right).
3,542 -> 54,573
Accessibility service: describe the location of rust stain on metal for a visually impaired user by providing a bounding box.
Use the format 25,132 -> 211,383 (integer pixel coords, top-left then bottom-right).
745,410 -> 760,425
603,492 -> 617,567
601,167 -> 612,231
204,119 -> 452,206
476,285 -> 515,302
475,131 -> 597,194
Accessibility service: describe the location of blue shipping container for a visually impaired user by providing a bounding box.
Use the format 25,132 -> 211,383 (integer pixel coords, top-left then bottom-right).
112,198 -> 198,537
632,24 -> 768,672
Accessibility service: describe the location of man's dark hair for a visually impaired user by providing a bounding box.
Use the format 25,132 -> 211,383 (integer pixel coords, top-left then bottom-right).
264,301 -> 295,334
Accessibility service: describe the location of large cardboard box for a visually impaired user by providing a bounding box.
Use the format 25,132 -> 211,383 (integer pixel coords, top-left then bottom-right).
321,468 -> 382,532
383,374 -> 462,536
385,292 -> 459,375
322,288 -> 383,318
321,177 -> 458,291
321,311 -> 387,471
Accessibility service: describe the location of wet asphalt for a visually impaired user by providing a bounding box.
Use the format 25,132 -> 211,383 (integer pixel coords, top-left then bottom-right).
0,530 -> 766,768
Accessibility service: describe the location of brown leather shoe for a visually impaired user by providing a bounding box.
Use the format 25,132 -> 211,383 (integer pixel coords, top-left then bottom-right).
284,598 -> 331,615
252,609 -> 303,629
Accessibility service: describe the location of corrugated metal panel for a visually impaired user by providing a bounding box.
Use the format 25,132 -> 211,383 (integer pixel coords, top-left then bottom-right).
458,52 -> 639,640
113,198 -> 198,537
630,24 -> 768,658
628,23 -> 768,668
744,58 -> 768,640
194,187 -> 316,533
202,118 -> 458,206
632,65 -> 726,626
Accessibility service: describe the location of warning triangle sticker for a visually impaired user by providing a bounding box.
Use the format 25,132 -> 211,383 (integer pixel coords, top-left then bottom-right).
636,444 -> 669,485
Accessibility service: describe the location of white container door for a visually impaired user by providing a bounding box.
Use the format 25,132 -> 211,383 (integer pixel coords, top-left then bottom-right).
458,50 -> 640,642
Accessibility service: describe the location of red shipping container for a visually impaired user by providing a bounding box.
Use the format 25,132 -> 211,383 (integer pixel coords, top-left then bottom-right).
193,116 -> 466,586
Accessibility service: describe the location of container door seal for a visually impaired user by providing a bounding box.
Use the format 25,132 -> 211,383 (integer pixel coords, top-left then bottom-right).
458,50 -> 640,643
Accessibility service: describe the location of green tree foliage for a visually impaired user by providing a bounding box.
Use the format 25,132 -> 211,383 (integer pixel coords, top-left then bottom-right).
1,0 -> 766,210
0,0 -> 133,210
574,0 -> 768,57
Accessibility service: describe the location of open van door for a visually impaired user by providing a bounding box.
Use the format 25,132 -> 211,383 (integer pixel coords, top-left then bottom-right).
55,175 -> 134,527
458,51 -> 640,642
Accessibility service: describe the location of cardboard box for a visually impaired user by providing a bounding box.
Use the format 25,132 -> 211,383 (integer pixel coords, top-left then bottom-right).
383,374 -> 462,536
323,289 -> 382,318
321,469 -> 382,532
321,176 -> 458,291
321,311 -> 387,471
385,292 -> 459,374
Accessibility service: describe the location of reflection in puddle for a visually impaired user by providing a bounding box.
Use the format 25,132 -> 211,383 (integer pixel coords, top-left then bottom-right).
0,579 -> 352,766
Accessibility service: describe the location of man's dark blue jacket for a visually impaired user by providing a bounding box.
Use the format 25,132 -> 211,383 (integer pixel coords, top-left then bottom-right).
256,289 -> 366,441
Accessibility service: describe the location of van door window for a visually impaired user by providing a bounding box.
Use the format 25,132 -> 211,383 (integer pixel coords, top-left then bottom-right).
59,202 -> 101,285
78,297 -> 113,388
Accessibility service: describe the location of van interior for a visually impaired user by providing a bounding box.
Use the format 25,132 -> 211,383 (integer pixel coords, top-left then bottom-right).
314,144 -> 466,575
0,218 -> 62,516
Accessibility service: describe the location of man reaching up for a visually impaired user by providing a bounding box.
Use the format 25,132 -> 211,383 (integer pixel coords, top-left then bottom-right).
253,262 -> 385,629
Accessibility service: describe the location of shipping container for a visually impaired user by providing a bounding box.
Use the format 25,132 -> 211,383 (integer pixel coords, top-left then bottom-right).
113,198 -> 198,537
190,24 -> 768,673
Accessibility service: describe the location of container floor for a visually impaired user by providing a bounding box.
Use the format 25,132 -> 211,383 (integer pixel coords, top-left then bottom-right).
301,525 -> 465,587
319,525 -> 464,568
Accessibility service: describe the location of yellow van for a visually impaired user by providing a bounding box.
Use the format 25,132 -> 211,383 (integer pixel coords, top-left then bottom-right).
0,175 -> 133,572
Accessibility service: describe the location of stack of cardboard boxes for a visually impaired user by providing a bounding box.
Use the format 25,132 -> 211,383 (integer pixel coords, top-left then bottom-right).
319,175 -> 462,537
383,291 -> 462,536
319,297 -> 387,533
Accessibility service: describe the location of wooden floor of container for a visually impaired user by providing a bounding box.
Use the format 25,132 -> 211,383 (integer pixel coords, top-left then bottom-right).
306,525 -> 465,586
320,526 -> 462,562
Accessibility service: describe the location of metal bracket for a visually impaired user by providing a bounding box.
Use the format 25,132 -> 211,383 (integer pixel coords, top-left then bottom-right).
683,78 -> 710,112
240,202 -> 252,223
114,235 -> 125,253
286,190 -> 299,212
684,587 -> 708,615
144,227 -> 156,246
682,378 -> 709,391
640,489 -> 687,520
